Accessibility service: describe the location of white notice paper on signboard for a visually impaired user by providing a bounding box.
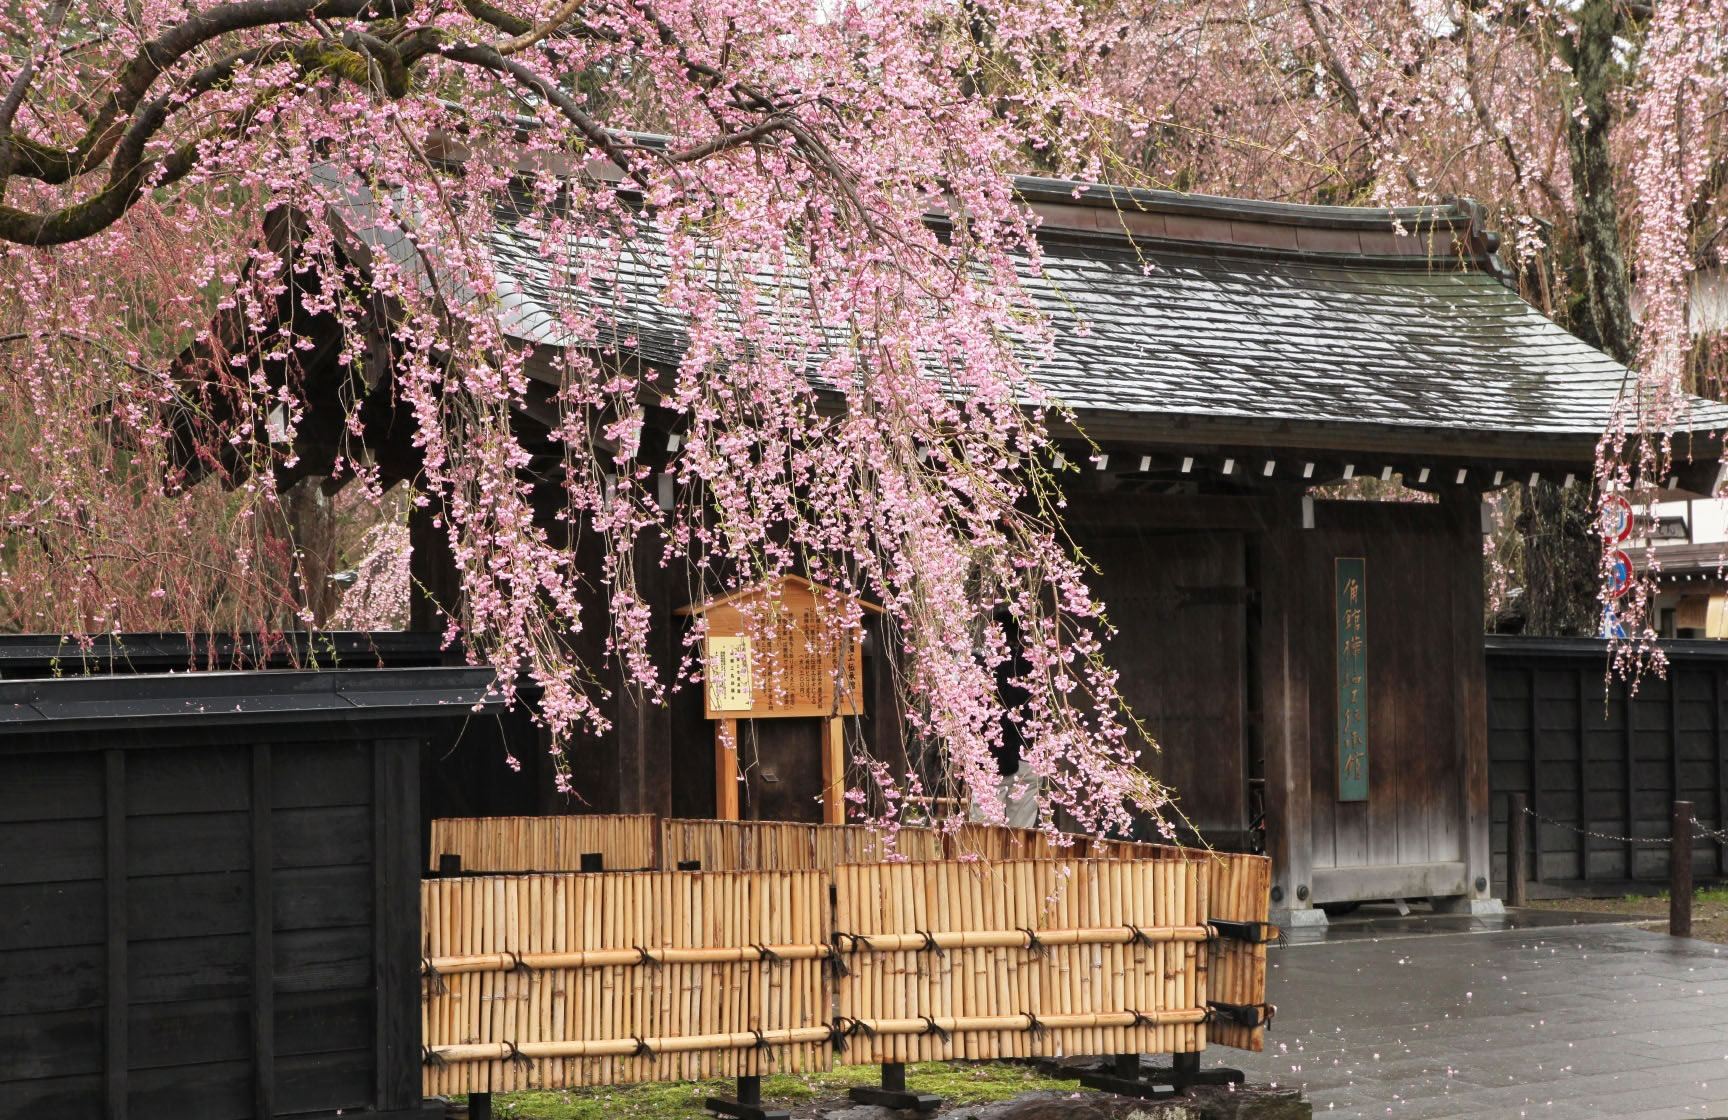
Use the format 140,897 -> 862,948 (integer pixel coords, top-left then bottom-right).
705,636 -> 753,712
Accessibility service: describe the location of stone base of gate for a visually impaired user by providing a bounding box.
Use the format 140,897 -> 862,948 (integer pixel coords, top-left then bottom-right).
1268,905 -> 1328,931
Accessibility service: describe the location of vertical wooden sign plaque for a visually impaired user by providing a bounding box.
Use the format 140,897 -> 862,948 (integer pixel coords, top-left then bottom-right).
1335,557 -> 1368,802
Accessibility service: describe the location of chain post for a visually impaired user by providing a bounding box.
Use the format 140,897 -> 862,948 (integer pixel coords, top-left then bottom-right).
1508,792 -> 1528,908
1672,801 -> 1693,939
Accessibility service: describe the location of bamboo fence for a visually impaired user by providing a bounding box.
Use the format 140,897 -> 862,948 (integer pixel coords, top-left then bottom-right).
937,825 -> 1195,863
428,814 -> 658,873
419,816 -> 1271,1097
832,859 -> 1209,1064
660,818 -> 945,872
420,870 -> 832,1094
1200,849 -> 1272,1052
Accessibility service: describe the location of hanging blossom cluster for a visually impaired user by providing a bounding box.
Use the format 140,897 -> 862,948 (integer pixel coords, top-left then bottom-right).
1597,0 -> 1728,675
0,0 -> 1164,834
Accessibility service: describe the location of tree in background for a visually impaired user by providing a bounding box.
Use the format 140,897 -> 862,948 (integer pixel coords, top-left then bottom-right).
1106,0 -> 1726,638
0,0 -> 1162,832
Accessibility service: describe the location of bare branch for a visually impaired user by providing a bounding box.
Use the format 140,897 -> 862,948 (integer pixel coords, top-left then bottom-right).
495,0 -> 586,55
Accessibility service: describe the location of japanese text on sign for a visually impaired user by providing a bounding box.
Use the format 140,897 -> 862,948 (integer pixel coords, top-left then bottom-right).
1335,557 -> 1368,801
705,636 -> 754,712
686,576 -> 873,720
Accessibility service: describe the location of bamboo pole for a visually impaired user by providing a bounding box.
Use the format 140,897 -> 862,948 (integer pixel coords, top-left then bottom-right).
431,1024 -> 840,1063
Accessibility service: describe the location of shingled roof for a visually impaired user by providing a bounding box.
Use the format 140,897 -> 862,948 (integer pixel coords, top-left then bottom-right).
319,163 -> 1728,474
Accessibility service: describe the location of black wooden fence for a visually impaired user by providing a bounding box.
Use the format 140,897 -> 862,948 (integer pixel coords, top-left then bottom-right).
1486,636 -> 1728,896
0,666 -> 495,1120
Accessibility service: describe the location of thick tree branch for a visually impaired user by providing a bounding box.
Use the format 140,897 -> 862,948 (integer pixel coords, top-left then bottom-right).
0,0 -> 412,186
1556,0 -> 1638,363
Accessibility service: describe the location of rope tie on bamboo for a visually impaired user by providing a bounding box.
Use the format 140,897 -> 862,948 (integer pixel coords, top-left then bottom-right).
1017,927 -> 1047,959
1125,1008 -> 1155,1031
837,931 -> 873,953
916,929 -> 945,958
825,1019 -> 850,1054
919,1016 -> 951,1044
631,1036 -> 655,1060
421,1046 -> 448,1069
750,1029 -> 771,1051
633,945 -> 663,970
838,1016 -> 876,1040
1123,925 -> 1153,949
751,942 -> 783,966
1021,1012 -> 1046,1037
421,956 -> 447,995
506,949 -> 535,979
503,1041 -> 534,1070
825,943 -> 851,978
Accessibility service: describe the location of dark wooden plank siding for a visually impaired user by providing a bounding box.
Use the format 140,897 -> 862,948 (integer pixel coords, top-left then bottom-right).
0,740 -> 388,1120
1487,637 -> 1728,892
0,666 -> 482,1120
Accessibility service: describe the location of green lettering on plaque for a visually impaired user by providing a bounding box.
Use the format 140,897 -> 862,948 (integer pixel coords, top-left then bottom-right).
1335,556 -> 1368,801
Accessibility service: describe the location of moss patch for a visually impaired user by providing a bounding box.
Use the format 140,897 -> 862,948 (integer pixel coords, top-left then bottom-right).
451,1061 -> 1079,1119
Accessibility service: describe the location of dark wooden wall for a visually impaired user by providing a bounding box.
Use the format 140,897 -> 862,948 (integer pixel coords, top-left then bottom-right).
0,668 -> 489,1120
1486,636 -> 1728,892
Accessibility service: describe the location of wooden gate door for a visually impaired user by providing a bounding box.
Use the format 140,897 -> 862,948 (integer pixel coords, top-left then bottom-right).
1303,501 -> 1470,904
1086,530 -> 1250,843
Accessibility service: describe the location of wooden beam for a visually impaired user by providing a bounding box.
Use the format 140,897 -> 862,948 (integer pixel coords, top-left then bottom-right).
821,717 -> 846,826
376,739 -> 423,1111
715,719 -> 740,820
408,488 -> 463,641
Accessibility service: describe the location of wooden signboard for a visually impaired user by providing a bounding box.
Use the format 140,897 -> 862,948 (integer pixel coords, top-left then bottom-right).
680,575 -> 872,720
1335,557 -> 1368,802
678,576 -> 881,824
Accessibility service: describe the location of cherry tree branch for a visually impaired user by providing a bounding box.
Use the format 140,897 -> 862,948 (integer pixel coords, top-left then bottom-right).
0,0 -> 412,187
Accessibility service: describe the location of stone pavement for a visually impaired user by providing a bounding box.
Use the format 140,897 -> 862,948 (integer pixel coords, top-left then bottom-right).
1207,911 -> 1728,1120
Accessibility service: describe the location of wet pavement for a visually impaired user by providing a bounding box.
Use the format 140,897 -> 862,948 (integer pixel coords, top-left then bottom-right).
1212,908 -> 1728,1119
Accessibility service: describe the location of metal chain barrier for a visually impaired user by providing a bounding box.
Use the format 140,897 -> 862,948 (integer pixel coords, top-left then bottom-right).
1691,817 -> 1728,844
1516,803 -> 1728,845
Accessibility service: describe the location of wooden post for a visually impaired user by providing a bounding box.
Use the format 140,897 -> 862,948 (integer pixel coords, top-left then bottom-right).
1445,490 -> 1492,909
821,716 -> 846,825
716,718 -> 740,820
1671,800 -> 1693,938
1507,792 -> 1528,908
1260,495 -> 1313,915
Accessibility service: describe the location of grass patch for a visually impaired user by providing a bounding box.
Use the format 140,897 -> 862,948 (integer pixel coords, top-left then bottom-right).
1527,884 -> 1728,946
449,1061 -> 1078,1119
